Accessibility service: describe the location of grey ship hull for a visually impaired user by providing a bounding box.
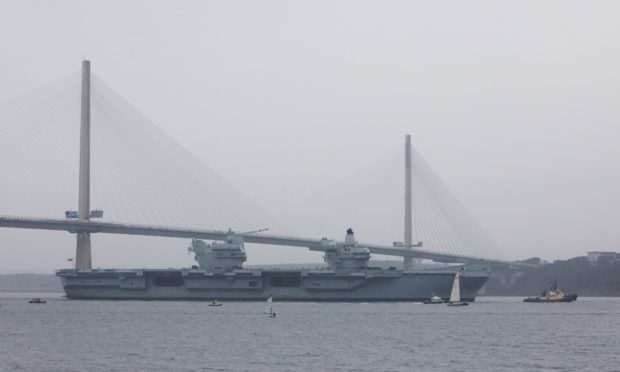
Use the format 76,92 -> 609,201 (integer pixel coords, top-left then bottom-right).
56,264 -> 489,302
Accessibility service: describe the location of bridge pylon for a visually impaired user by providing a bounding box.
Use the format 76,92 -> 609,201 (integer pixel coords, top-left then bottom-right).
75,60 -> 92,270
403,134 -> 413,270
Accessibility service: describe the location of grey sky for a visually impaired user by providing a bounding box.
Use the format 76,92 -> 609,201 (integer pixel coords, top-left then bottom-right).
1,1 -> 619,273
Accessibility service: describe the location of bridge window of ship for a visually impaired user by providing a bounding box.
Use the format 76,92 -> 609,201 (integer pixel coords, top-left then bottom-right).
249,281 -> 259,287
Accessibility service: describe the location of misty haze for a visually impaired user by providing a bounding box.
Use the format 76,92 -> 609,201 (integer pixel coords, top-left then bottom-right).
1,1 -> 619,371
1,1 -> 619,273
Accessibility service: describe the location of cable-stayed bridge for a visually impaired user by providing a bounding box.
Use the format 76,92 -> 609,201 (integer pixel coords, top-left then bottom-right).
0,61 -> 535,270
0,215 -> 527,268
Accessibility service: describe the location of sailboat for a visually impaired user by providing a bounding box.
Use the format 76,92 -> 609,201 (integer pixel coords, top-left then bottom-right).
447,271 -> 468,306
265,295 -> 276,318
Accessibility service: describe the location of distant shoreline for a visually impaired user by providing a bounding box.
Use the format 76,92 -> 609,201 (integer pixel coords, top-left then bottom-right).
0,274 -> 62,293
0,289 -> 63,293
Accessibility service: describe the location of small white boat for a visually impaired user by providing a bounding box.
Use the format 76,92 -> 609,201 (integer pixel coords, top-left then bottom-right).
265,295 -> 276,318
447,272 -> 468,307
424,295 -> 444,304
208,300 -> 222,307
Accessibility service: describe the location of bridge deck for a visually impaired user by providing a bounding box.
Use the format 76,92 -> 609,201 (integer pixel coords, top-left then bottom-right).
0,215 -> 536,269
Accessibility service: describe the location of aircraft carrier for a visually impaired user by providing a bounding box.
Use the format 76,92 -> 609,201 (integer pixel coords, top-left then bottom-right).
56,229 -> 490,301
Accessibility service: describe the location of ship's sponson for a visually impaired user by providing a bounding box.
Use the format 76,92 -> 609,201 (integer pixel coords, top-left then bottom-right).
56,264 -> 490,302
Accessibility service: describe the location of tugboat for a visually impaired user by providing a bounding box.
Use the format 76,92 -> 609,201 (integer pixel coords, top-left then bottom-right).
28,298 -> 47,304
523,281 -> 578,303
208,300 -> 222,307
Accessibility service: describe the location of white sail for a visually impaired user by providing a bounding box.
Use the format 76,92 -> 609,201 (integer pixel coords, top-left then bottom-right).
265,295 -> 273,314
449,272 -> 461,303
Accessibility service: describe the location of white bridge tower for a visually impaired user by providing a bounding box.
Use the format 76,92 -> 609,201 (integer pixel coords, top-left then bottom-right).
75,60 -> 92,270
403,134 -> 413,271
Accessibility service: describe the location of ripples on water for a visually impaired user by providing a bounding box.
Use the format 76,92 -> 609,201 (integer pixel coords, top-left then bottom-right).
1,294 -> 618,371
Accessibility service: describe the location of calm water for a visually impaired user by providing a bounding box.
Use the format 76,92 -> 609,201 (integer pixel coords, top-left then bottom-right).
1,293 -> 619,371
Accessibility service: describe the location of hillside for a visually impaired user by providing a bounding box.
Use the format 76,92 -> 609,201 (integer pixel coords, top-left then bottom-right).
484,256 -> 620,296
